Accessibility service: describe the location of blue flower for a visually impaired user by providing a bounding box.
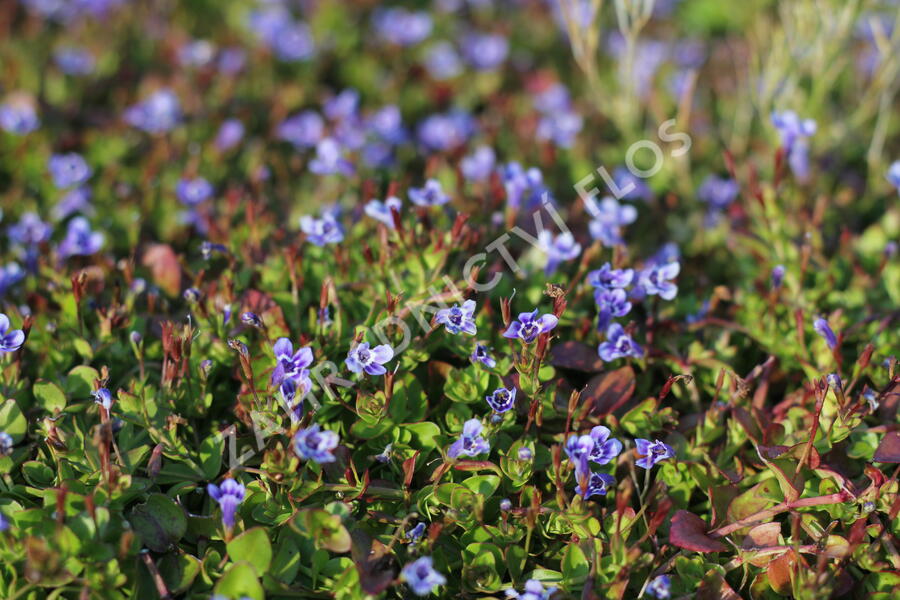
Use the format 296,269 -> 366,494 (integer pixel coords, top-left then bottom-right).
409,179 -> 450,207
309,138 -> 354,176
887,161 -> 900,193
635,439 -> 675,469
241,312 -> 263,328
500,498 -> 513,511
0,510 -> 9,532
771,265 -> 785,289
424,42 -> 462,80
505,578 -> 558,600
448,419 -> 490,458
461,32 -> 508,70
416,111 -> 475,152
345,342 -> 393,376
0,431 -> 13,456
470,344 -> 496,368
277,111 -> 324,149
517,447 -> 533,461
53,187 -> 92,220
587,425 -> 623,465
502,162 -> 549,210
215,119 -> 245,151
587,263 -> 634,290
271,337 -> 314,386
564,434 -> 594,480
373,9 -> 433,46
0,94 -> 39,135
364,196 -> 402,229
538,231 -> 581,275
48,153 -> 92,189
586,196 -> 637,247
300,212 -> 344,246
92,388 -> 112,410
460,146 -> 496,182
595,288 -> 632,330
637,262 -> 680,300
536,108 -> 583,148
124,89 -> 180,134
503,309 -> 558,344
58,217 -> 104,258
406,522 -> 426,541
813,317 -> 838,350
293,424 -> 339,464
207,478 -> 246,529
54,47 -> 95,75
435,300 -> 477,335
698,175 -> 739,211
176,177 -> 213,206
771,111 -> 816,179
8,212 -> 52,246
401,556 -> 446,596
201,241 -> 228,260
324,89 -> 360,122
486,387 -> 516,413
279,377 -> 308,422
598,323 -> 644,362
611,166 -> 653,201
575,471 -> 616,499
646,574 -> 671,599
367,105 -> 406,144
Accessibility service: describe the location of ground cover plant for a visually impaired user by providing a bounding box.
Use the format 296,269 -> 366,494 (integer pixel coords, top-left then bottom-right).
0,0 -> 899,598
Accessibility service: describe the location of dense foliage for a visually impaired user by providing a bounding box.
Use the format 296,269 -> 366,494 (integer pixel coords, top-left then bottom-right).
0,0 -> 899,599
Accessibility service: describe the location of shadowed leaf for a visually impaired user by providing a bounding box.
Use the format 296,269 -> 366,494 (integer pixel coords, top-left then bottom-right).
670,510 -> 727,552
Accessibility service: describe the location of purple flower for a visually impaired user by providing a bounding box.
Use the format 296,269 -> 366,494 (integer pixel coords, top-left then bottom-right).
241,312 -> 263,328
0,511 -> 7,532
461,31 -> 508,70
646,575 -> 671,599
9,212 -> 52,246
517,447 -> 532,461
278,376 -> 307,422
448,419 -> 490,458
293,424 -> 339,464
460,146 -> 496,182
54,47 -> 95,75
587,425 -> 623,465
345,342 -> 393,376
503,309 -> 558,344
409,179 -> 450,207
505,578 -> 558,600
0,314 -> 24,353
324,89 -> 359,122
611,167 -> 653,201
598,323 -> 644,362
536,109 -> 583,148
207,478 -> 245,529
178,40 -> 216,68
416,111 -> 475,152
635,439 -> 675,469
124,89 -> 180,134
48,153 -> 92,189
91,388 -> 112,410
637,262 -> 680,300
277,111 -> 324,149
272,22 -> 315,61
538,231 -> 581,275
771,265 -> 786,289
373,9 -> 433,46
887,161 -> 900,193
58,217 -> 104,258
0,94 -> 39,135
217,47 -> 246,74
813,317 -> 838,350
201,241 -> 227,260
698,175 -> 739,210
575,471 -> 616,499
176,177 -> 213,206
502,162 -> 550,210
0,263 -> 24,297
406,522 -> 426,542
500,498 -> 512,511
364,196 -> 402,228
53,187 -> 93,220
587,196 -> 637,247
300,212 -> 344,246
309,138 -> 354,176
587,263 -> 634,290
401,556 -> 446,596
470,344 -> 496,368
367,105 -> 406,144
215,119 -> 245,151
564,434 -> 594,480
271,337 -> 313,386
771,110 -> 816,152
0,432 -> 13,456
435,299 -> 477,335
486,387 -> 516,413
424,42 -> 462,79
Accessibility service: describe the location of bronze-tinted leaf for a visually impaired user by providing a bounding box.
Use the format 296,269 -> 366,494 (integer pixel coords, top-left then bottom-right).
874,431 -> 900,463
350,529 -> 397,595
142,244 -> 182,297
583,366 -> 636,417
549,341 -> 603,372
669,510 -> 727,552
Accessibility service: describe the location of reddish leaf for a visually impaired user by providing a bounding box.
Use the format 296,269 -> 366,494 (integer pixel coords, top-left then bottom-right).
669,510 -> 727,552
141,244 -> 182,297
767,551 -> 794,593
874,431 -> 900,463
583,367 -> 636,416
549,341 -> 603,372
697,571 -> 741,600
350,529 -> 398,595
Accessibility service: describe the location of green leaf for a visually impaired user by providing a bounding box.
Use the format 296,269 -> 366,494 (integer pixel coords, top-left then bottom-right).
65,366 -> 100,398
128,493 -> 188,552
0,399 -> 27,441
158,553 -> 200,595
213,561 -> 264,600
462,475 -> 500,498
199,434 -> 224,480
270,537 -> 301,584
33,380 -> 67,413
561,543 -> 590,586
292,509 -> 352,553
226,527 -> 272,575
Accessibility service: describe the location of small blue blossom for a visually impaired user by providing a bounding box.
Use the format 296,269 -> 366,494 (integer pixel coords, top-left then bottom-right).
54,47 -> 95,75
401,556 -> 446,596
53,187 -> 93,221
300,212 -> 344,247
470,344 -> 496,368
435,300 -> 477,335
58,217 -> 104,258
448,419 -> 490,458
373,9 -> 433,46
406,522 -> 426,542
309,138 -> 354,176
416,111 -> 475,152
505,578 -> 558,600
124,89 -> 181,134
176,177 -> 213,206
771,265 -> 786,289
424,42 -> 463,80
345,342 -> 393,376
241,312 -> 263,328
217,47 -> 247,74
887,161 -> 900,193
183,288 -> 202,303
595,288 -> 632,330
215,119 -> 245,151
364,196 -> 402,228
586,196 -> 638,247
461,31 -> 508,70
177,39 -> 215,67
201,241 -> 228,260
517,447 -> 533,461
48,153 -> 92,189
502,162 -> 550,210
0,431 -> 14,456
564,434 -> 594,480
486,387 -> 516,413
277,111 -> 324,149
771,110 -> 816,179
698,175 -> 739,211
323,89 -> 359,122
0,264 -> 24,297
536,109 -> 583,148
409,179 -> 450,207
635,439 -> 675,469
646,574 -> 672,599
813,317 -> 838,350
92,388 -> 112,410
293,424 -> 339,464
207,478 -> 246,529
611,166 -> 653,201
503,310 -> 558,344
587,263 -> 634,290
538,231 -> 581,275
460,146 -> 496,182
367,105 -> 406,144
598,323 -> 644,362
0,94 -> 40,134
278,378 -> 306,422
271,337 -> 313,386
637,261 -> 680,300
587,425 -> 623,465
9,212 -> 52,247
575,471 -> 616,499
0,510 -> 8,532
